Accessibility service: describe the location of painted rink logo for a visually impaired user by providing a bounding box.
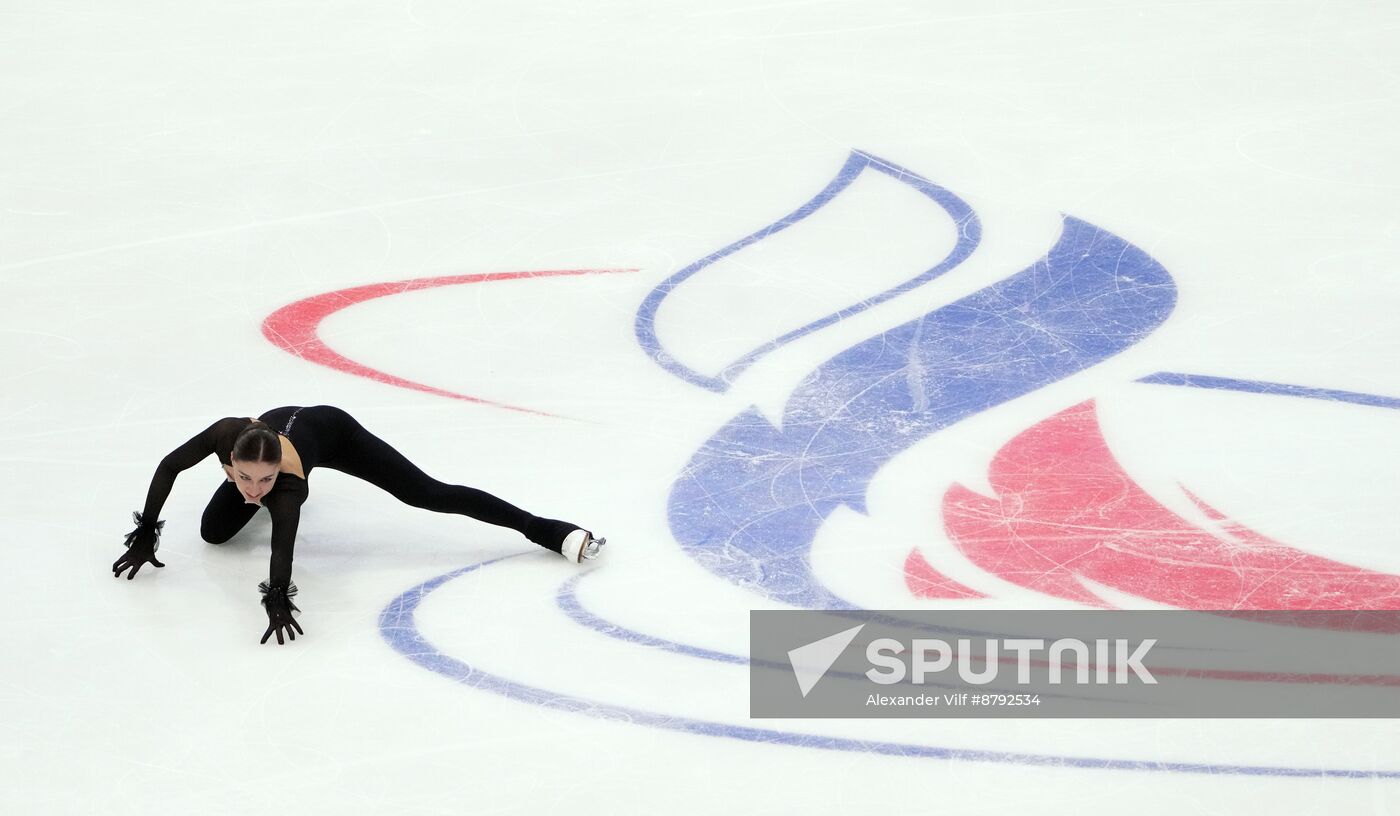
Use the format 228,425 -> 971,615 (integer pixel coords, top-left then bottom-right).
640,149 -> 1400,614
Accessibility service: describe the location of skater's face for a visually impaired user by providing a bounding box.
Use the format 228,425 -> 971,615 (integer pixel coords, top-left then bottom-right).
230,459 -> 279,505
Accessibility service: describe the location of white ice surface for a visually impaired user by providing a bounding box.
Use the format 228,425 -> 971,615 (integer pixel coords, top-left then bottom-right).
3,1 -> 1400,813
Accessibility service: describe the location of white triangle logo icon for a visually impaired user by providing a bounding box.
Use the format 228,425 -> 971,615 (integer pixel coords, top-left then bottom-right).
788,624 -> 865,697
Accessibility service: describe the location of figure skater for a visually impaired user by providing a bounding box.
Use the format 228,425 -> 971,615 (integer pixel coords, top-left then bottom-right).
111,405 -> 605,645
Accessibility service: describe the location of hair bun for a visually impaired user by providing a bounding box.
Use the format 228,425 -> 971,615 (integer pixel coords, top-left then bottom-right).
233,419 -> 284,465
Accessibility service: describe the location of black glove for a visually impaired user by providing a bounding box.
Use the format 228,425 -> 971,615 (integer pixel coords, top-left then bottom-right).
112,511 -> 166,580
259,581 -> 304,645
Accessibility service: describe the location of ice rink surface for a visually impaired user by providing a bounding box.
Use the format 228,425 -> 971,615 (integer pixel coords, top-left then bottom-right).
5,1 -> 1400,812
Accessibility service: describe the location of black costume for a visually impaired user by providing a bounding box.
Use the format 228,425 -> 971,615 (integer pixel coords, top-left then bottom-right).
120,405 -> 584,641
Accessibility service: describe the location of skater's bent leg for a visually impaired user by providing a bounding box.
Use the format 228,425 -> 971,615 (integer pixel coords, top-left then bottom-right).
201,481 -> 260,544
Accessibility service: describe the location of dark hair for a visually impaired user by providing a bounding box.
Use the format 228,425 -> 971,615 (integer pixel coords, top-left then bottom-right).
232,420 -> 282,465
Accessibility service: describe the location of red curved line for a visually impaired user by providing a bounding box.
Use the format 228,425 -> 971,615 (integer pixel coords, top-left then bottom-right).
261,268 -> 638,418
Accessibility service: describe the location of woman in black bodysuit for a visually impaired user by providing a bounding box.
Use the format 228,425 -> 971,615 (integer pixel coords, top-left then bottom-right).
111,405 -> 604,645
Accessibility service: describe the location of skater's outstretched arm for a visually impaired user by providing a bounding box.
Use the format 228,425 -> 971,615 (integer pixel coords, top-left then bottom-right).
113,417 -> 247,580
259,479 -> 308,645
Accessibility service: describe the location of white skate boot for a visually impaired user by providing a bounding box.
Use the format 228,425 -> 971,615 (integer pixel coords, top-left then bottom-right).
561,529 -> 606,563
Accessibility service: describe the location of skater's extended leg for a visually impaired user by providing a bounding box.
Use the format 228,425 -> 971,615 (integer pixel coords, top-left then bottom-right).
322,411 -> 593,555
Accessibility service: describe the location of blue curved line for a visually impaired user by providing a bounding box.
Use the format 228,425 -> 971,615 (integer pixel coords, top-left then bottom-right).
1141,372 -> 1400,410
553,573 -> 1122,705
634,149 -> 982,392
554,573 -> 744,664
379,557 -> 1400,779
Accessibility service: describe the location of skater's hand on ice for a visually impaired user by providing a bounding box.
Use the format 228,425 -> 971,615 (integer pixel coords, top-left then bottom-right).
258,581 -> 304,645
261,612 -> 302,645
112,513 -> 165,580
112,542 -> 164,579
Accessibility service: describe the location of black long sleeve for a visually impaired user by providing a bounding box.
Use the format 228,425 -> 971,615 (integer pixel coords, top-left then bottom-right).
139,417 -> 247,523
261,477 -> 308,588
